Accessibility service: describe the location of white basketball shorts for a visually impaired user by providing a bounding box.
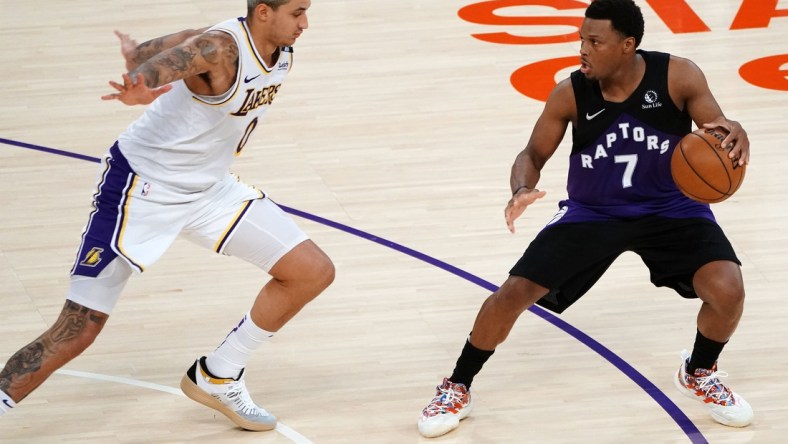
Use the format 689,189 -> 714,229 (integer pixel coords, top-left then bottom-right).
67,142 -> 309,314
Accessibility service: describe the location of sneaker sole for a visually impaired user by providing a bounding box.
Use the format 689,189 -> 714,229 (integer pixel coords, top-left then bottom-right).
459,398 -> 474,421
180,374 -> 277,431
418,398 -> 474,438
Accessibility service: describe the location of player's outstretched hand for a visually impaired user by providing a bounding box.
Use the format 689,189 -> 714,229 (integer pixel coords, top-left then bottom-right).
703,117 -> 750,167
505,188 -> 547,233
101,73 -> 172,106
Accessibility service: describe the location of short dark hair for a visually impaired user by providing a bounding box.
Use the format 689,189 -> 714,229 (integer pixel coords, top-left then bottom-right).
585,0 -> 645,47
247,0 -> 289,16
248,0 -> 289,8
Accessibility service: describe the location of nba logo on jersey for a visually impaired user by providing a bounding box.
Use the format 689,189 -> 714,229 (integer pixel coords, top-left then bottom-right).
141,182 -> 151,196
79,247 -> 104,267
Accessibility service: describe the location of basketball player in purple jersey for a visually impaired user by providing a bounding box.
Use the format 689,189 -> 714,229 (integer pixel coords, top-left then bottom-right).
418,0 -> 752,437
0,0 -> 333,433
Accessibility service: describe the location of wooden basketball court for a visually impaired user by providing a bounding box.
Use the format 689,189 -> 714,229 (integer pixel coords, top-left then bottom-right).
1,1 -> 786,442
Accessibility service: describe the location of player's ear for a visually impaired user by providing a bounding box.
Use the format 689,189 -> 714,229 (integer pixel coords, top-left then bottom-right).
622,36 -> 636,53
254,3 -> 272,22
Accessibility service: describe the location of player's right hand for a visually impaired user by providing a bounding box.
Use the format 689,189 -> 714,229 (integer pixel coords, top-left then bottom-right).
101,73 -> 172,106
505,188 -> 547,233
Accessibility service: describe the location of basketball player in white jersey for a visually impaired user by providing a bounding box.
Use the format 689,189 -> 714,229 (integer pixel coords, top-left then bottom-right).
0,0 -> 331,432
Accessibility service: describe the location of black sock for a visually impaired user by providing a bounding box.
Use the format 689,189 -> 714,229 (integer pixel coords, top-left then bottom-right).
449,336 -> 495,389
687,329 -> 727,374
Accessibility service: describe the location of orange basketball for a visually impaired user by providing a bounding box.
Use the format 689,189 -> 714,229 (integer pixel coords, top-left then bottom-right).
670,128 -> 746,203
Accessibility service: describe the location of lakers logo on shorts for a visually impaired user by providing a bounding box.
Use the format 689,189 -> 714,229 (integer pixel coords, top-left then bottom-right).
80,247 -> 104,267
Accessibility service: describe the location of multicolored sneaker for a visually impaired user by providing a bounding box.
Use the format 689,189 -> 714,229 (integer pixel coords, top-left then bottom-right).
180,356 -> 277,431
674,349 -> 753,427
418,377 -> 473,438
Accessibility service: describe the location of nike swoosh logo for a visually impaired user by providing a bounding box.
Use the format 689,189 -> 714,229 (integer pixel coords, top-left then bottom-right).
586,109 -> 606,120
244,74 -> 261,83
2,399 -> 13,408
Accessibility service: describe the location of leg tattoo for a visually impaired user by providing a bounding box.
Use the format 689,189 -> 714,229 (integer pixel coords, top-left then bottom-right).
0,300 -> 108,401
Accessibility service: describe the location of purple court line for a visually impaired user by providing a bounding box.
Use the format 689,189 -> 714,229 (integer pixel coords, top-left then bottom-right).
1,137 -> 707,443
0,137 -> 101,163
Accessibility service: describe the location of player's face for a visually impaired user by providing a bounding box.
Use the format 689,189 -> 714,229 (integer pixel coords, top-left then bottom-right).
270,0 -> 310,46
578,18 -> 630,81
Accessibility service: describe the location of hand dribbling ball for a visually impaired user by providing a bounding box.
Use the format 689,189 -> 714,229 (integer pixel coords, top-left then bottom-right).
670,128 -> 746,203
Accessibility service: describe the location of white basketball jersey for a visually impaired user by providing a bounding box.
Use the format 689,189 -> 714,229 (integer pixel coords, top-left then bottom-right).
117,17 -> 293,193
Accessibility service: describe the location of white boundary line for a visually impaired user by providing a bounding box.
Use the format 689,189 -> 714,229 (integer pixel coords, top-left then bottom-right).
1,363 -> 313,443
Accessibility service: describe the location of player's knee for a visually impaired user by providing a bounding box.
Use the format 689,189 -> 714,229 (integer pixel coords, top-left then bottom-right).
275,252 -> 334,298
696,260 -> 743,297
300,241 -> 335,290
271,240 -> 334,290
697,271 -> 744,313
719,281 -> 745,314
310,255 -> 335,291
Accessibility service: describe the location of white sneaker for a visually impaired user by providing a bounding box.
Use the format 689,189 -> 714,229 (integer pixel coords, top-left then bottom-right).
674,349 -> 753,427
180,356 -> 277,431
418,377 -> 473,438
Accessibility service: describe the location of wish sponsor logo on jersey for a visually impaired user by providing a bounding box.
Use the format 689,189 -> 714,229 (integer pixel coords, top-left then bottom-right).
277,60 -> 289,71
641,90 -> 663,110
79,247 -> 105,267
579,121 -> 672,170
231,84 -> 283,116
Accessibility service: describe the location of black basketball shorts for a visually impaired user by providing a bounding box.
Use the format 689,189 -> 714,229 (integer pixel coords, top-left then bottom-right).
509,216 -> 740,314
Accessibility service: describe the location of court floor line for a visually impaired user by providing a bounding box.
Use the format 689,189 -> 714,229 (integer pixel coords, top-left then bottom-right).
0,362 -> 312,443
0,137 -> 707,443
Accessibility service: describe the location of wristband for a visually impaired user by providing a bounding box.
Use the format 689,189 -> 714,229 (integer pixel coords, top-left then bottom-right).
512,185 -> 531,196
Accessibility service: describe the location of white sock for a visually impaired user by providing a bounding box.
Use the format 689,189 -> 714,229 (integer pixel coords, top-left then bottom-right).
205,312 -> 274,379
0,389 -> 16,416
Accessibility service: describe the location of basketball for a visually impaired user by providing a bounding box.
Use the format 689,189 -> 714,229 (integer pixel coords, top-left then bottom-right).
670,128 -> 746,203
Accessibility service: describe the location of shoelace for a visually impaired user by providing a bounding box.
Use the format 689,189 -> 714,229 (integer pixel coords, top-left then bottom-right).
224,379 -> 269,416
424,384 -> 467,415
692,370 -> 735,404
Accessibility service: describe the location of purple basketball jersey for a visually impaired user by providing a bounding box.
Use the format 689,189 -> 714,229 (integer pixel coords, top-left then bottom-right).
555,50 -> 714,224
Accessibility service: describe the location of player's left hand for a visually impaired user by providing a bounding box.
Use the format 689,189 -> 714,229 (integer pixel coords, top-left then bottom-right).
101,73 -> 172,106
114,30 -> 139,71
505,187 -> 547,234
703,118 -> 749,167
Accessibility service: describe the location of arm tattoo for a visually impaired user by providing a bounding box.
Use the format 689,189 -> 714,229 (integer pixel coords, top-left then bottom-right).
129,33 -> 233,88
163,47 -> 197,72
133,38 -> 165,66
196,38 -> 220,64
130,28 -> 208,67
131,46 -> 196,88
